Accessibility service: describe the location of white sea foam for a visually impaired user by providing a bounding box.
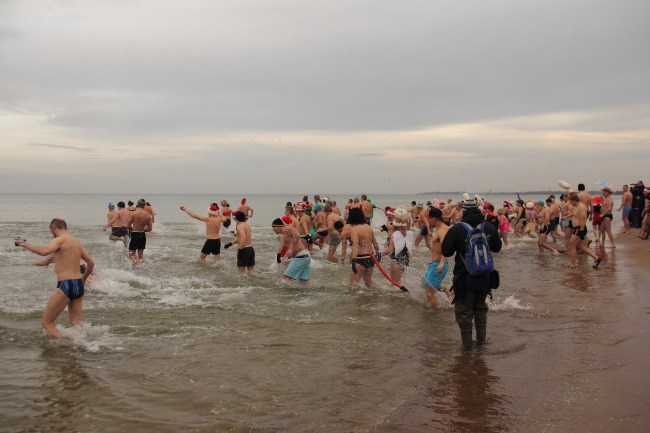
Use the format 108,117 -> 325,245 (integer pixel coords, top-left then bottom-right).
489,295 -> 533,311
60,322 -> 122,352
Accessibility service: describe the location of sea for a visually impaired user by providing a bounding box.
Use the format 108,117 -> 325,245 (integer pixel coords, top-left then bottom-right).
1,193 -> 646,433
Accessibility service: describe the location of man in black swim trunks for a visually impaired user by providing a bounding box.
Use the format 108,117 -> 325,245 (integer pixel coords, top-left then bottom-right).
16,218 -> 94,338
568,195 -> 601,268
128,199 -> 153,265
600,186 -> 616,249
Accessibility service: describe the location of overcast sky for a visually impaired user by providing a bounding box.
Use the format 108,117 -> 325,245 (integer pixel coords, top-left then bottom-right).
1,0 -> 648,194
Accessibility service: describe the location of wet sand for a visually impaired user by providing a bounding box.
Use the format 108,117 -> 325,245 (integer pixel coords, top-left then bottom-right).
373,232 -> 650,433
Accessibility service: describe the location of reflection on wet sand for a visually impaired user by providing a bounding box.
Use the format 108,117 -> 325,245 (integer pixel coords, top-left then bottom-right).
429,351 -> 510,433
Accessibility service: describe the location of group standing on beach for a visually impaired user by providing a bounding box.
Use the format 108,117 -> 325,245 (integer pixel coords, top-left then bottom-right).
15,180 -> 649,348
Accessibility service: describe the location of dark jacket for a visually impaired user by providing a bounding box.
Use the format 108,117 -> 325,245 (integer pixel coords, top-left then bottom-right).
441,207 -> 502,298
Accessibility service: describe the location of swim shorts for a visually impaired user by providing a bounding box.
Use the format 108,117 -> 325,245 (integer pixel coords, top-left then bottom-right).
561,219 -> 570,228
329,234 -> 341,247
423,261 -> 448,290
549,217 -> 559,231
419,226 -> 429,236
573,226 -> 588,240
237,246 -> 255,267
622,205 -> 632,218
57,279 -> 84,300
129,232 -> 146,250
111,227 -> 129,237
201,238 -> 221,255
602,213 -> 613,221
283,254 -> 311,281
539,224 -> 551,235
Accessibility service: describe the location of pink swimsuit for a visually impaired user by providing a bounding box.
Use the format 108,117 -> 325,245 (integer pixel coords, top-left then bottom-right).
499,217 -> 510,232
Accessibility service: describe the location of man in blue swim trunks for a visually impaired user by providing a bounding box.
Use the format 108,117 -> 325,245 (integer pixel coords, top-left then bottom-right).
618,184 -> 633,233
16,218 -> 94,338
422,207 -> 450,307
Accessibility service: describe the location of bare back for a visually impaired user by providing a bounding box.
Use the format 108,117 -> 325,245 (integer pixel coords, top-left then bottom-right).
351,224 -> 377,256
130,208 -> 152,232
205,216 -> 223,239
50,234 -> 86,281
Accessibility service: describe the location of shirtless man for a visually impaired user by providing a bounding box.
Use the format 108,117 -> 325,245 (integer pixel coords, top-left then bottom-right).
272,216 -> 295,267
414,203 -> 432,250
559,194 -> 573,252
546,197 -> 561,242
410,201 -> 420,226
326,206 -> 345,263
181,203 -> 225,263
617,185 -> 633,233
144,201 -> 155,224
102,203 -> 124,244
568,194 -> 601,268
16,218 -> 94,338
331,200 -> 342,216
340,221 -> 353,264
281,225 -> 311,283
128,199 -> 153,265
102,201 -> 131,244
449,202 -> 464,226
312,203 -> 328,249
294,202 -> 313,251
422,207 -> 450,307
577,183 -> 593,222
237,198 -> 254,220
599,187 -> 616,248
349,207 -> 380,288
232,211 -> 255,275
536,201 -> 561,255
360,194 -> 372,224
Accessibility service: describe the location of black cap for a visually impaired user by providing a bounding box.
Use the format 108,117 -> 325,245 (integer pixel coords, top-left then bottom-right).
428,207 -> 443,219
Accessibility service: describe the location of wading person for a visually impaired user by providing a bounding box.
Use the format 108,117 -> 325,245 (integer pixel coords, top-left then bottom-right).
128,199 -> 153,265
442,196 -> 502,349
16,218 -> 94,338
180,203 -> 225,263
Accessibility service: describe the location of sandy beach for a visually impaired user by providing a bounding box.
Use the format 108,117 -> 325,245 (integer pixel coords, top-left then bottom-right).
373,232 -> 650,432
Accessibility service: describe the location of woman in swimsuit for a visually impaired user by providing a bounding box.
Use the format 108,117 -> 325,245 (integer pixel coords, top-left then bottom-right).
349,207 -> 380,288
497,208 -> 510,246
591,197 -> 603,244
383,216 -> 412,286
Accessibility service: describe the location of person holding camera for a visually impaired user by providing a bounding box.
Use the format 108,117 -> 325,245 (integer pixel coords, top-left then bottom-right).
15,218 -> 94,338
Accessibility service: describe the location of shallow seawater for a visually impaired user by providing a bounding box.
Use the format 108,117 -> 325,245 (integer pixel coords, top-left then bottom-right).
1,193 -> 646,432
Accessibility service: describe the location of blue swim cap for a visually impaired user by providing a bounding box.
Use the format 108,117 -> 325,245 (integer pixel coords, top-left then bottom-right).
315,203 -> 323,211
108,202 -> 115,209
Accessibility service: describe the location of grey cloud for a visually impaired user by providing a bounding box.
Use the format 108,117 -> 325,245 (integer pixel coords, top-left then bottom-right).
1,0 -> 648,138
26,143 -> 95,153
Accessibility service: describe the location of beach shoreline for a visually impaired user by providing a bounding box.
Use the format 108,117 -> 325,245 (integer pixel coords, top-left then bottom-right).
372,231 -> 650,432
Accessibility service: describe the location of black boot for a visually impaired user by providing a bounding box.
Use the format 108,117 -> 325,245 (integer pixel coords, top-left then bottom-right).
476,325 -> 487,344
461,331 -> 473,350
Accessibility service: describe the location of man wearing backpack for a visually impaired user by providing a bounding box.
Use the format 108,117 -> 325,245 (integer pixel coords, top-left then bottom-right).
442,196 -> 502,349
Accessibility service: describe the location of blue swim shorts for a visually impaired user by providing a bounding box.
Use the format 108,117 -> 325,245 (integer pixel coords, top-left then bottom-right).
622,205 -> 632,218
423,261 -> 448,290
283,255 -> 311,281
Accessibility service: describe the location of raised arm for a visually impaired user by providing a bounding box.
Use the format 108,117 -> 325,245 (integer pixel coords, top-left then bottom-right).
17,237 -> 62,257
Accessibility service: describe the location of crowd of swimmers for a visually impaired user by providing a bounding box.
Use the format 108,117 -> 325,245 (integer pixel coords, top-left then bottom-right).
100,185 -> 650,293
17,182 -> 648,343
